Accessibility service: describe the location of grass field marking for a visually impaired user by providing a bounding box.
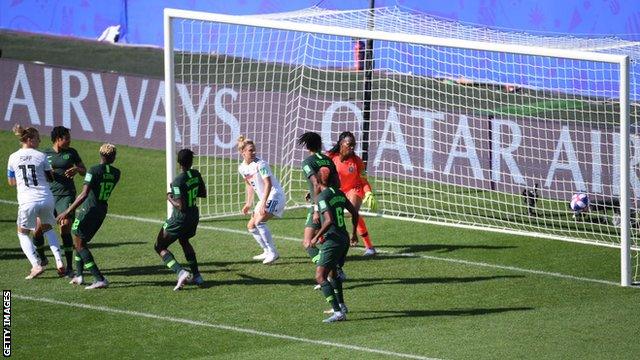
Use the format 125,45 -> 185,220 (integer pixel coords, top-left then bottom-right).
393,252 -> 619,286
0,199 -> 620,286
14,294 -> 439,360
105,214 -> 622,287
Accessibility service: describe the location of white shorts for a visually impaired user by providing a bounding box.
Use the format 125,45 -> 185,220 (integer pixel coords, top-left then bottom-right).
17,198 -> 56,230
255,192 -> 286,218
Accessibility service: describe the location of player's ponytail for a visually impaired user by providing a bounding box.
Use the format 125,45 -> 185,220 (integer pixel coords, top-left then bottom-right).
237,135 -> 254,152
13,124 -> 39,143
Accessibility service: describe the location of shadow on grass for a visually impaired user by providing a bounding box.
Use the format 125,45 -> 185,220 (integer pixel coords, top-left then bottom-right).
344,275 -> 524,290
355,306 -> 534,320
374,243 -> 517,254
0,246 -> 24,260
90,241 -> 147,249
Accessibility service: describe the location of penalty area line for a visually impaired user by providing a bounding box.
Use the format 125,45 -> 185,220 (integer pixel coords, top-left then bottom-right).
15,294 -> 437,360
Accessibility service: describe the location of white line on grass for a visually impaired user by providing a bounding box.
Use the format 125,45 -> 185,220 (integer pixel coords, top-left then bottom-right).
15,294 -> 438,360
106,213 -> 620,286
0,199 -> 620,286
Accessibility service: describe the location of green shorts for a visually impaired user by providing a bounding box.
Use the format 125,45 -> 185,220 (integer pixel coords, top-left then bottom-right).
72,207 -> 106,243
54,194 -> 75,220
304,206 -> 321,230
163,211 -> 199,240
317,238 -> 349,269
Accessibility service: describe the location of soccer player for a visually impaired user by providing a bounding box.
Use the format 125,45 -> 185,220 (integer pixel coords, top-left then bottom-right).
7,124 -> 64,279
34,126 -> 86,276
57,143 -> 120,289
311,167 -> 358,323
238,136 -> 284,264
327,131 -> 377,256
297,132 -> 340,265
154,149 -> 207,290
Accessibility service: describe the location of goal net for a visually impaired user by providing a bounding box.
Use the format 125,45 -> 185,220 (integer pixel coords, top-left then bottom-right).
164,6 -> 638,285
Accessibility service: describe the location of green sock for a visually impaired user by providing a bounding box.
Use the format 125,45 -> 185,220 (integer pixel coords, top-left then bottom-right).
78,248 -> 103,282
320,281 -> 341,313
328,277 -> 344,304
33,233 -> 46,262
74,252 -> 84,277
62,233 -> 74,271
162,252 -> 182,274
306,246 -> 320,264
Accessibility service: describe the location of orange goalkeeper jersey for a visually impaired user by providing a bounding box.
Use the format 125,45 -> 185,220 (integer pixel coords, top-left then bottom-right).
327,152 -> 372,194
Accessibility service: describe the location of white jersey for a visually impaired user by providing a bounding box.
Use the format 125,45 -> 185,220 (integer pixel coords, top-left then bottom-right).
7,148 -> 54,205
238,158 -> 284,201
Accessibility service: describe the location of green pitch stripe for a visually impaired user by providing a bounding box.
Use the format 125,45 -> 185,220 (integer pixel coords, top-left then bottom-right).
0,199 -> 623,286
15,295 -> 438,360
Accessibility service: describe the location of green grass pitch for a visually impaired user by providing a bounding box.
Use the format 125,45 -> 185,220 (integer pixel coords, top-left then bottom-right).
1,30 -> 640,359
1,132 -> 640,359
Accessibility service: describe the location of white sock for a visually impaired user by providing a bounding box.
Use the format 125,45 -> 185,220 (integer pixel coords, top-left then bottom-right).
256,222 -> 277,254
249,227 -> 268,252
17,232 -> 39,267
43,229 -> 63,265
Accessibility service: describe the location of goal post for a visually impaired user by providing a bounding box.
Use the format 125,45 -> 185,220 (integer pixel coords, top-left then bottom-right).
163,7 -> 634,286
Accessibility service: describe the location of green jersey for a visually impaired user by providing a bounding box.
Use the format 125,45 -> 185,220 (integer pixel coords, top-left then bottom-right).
301,153 -> 339,203
44,147 -> 83,196
317,187 -> 349,243
80,164 -> 120,213
170,169 -> 205,216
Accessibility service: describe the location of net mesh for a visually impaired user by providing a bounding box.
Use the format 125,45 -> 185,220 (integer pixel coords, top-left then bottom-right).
169,6 -> 640,281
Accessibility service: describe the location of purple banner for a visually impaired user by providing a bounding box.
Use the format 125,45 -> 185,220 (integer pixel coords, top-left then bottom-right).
1,59 -> 636,201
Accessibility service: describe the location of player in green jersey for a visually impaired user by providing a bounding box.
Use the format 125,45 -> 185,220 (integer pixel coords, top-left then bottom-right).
57,143 -> 120,290
34,126 -> 86,277
154,149 -> 207,291
297,132 -> 340,264
311,167 -> 358,323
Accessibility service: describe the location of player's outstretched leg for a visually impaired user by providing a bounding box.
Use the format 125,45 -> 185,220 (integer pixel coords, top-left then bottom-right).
69,250 -> 84,285
42,227 -> 65,276
316,266 -> 345,323
357,217 -> 376,256
18,231 -> 44,279
248,226 -> 269,260
155,229 -> 190,290
179,238 -> 202,286
61,231 -> 75,276
32,231 -> 48,266
74,235 -> 107,289
256,222 -> 279,264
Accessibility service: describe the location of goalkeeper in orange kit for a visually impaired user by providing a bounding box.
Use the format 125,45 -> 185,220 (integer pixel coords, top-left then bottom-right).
327,131 -> 377,256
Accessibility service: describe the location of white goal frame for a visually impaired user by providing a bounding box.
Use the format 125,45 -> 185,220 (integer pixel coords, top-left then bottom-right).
163,8 -> 632,286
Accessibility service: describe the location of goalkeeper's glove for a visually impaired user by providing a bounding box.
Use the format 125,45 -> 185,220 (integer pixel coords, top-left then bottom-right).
363,191 -> 378,212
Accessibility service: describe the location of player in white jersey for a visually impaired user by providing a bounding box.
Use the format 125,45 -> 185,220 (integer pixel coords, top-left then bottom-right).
237,136 -> 285,264
7,125 -> 64,279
